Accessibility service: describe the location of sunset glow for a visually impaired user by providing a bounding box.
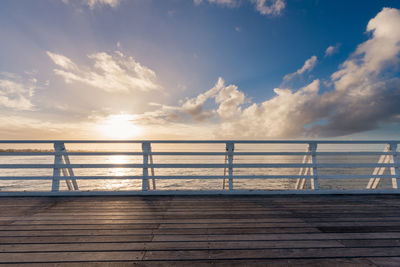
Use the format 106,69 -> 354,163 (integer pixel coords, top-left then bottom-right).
1,1 -> 400,140
96,114 -> 142,139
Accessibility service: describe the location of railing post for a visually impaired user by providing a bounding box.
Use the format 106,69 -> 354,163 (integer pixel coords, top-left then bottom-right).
310,142 -> 318,190
149,144 -> 156,190
367,144 -> 390,189
296,145 -> 312,190
62,146 -> 79,191
56,143 -> 79,191
389,142 -> 399,189
52,142 -> 63,192
226,142 -> 234,190
142,142 -> 150,191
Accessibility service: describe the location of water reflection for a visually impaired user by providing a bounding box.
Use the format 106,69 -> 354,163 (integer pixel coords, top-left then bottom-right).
107,155 -> 130,177
0,151 -> 397,191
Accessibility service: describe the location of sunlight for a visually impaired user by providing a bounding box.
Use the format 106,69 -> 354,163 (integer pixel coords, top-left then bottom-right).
97,114 -> 141,139
108,155 -> 129,164
108,155 -> 130,177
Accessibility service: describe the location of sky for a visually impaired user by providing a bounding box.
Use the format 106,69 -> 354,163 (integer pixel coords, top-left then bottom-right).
1,0 -> 400,140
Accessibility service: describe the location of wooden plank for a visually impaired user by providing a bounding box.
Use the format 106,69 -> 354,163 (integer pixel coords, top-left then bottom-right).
339,239 -> 400,247
0,235 -> 153,243
141,247 -> 400,260
9,218 -> 307,224
0,222 -> 316,230
0,240 -> 345,252
317,226 -> 400,233
152,232 -> 400,242
2,247 -> 400,263
0,251 -> 144,263
28,211 -> 296,217
367,257 -> 400,266
0,227 -> 321,236
2,220 -> 398,231
1,195 -> 400,265
0,258 -> 377,266
2,232 -> 400,245
0,229 -> 154,237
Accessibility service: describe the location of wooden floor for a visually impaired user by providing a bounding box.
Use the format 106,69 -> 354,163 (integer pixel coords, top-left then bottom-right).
1,195 -> 400,266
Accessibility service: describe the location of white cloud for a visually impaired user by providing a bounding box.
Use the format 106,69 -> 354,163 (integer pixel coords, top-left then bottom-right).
134,77 -> 319,138
325,46 -> 335,56
46,52 -> 78,71
215,81 -> 245,120
134,77 -> 245,124
48,51 -> 160,93
134,8 -> 400,138
86,0 -> 120,9
0,72 -> 36,111
331,8 -> 400,93
4,8 -> 400,140
194,0 -> 285,16
179,77 -> 245,121
283,55 -> 317,81
195,0 -> 238,6
62,0 -> 121,9
325,43 -> 341,57
251,0 -> 285,15
311,7 -> 400,136
219,79 -> 322,138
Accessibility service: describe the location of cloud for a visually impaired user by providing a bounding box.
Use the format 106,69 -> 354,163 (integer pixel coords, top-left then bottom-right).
0,115 -> 99,139
219,79 -> 322,138
310,7 -> 400,136
47,51 -> 160,93
4,7 -> 399,140
251,0 -> 285,15
194,0 -> 237,6
0,72 -> 36,111
283,55 -> 317,81
135,8 -> 400,139
62,0 -> 121,9
134,77 -> 319,138
215,80 -> 245,120
178,77 -> 245,121
46,52 -> 78,71
194,0 -> 285,16
325,44 -> 340,57
134,77 -> 245,125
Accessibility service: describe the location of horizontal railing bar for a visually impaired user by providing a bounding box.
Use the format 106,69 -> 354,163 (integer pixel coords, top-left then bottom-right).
0,177 -> 53,180
0,140 -> 400,144
0,151 -> 396,156
0,175 -> 397,180
0,152 -> 143,156
0,163 -> 397,168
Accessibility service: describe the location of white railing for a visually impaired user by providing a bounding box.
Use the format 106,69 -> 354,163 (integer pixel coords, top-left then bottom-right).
0,140 -> 399,195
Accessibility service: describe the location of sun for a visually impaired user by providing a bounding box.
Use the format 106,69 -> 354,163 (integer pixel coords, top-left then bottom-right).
97,113 -> 141,139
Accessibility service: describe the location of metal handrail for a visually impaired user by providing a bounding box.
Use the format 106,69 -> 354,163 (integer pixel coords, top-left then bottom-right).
0,140 -> 398,195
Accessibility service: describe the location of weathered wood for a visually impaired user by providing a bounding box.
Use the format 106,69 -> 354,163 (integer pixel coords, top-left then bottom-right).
0,259 -> 380,266
0,195 -> 400,264
0,240 -> 345,252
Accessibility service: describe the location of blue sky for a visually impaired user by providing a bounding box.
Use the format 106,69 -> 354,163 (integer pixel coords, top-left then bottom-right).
0,0 -> 400,139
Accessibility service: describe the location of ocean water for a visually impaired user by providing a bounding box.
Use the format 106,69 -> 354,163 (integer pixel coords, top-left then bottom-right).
0,143 -> 397,192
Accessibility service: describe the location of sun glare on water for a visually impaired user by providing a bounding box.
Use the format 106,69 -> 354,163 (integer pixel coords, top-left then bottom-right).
97,114 -> 141,139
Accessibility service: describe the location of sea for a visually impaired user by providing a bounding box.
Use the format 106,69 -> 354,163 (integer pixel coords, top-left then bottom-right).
0,142 -> 397,192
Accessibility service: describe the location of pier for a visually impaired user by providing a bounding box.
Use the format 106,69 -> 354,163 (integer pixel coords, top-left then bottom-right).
0,140 -> 400,264
1,195 -> 400,265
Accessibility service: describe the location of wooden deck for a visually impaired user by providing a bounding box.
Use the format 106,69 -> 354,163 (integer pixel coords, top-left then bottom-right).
0,195 -> 400,266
